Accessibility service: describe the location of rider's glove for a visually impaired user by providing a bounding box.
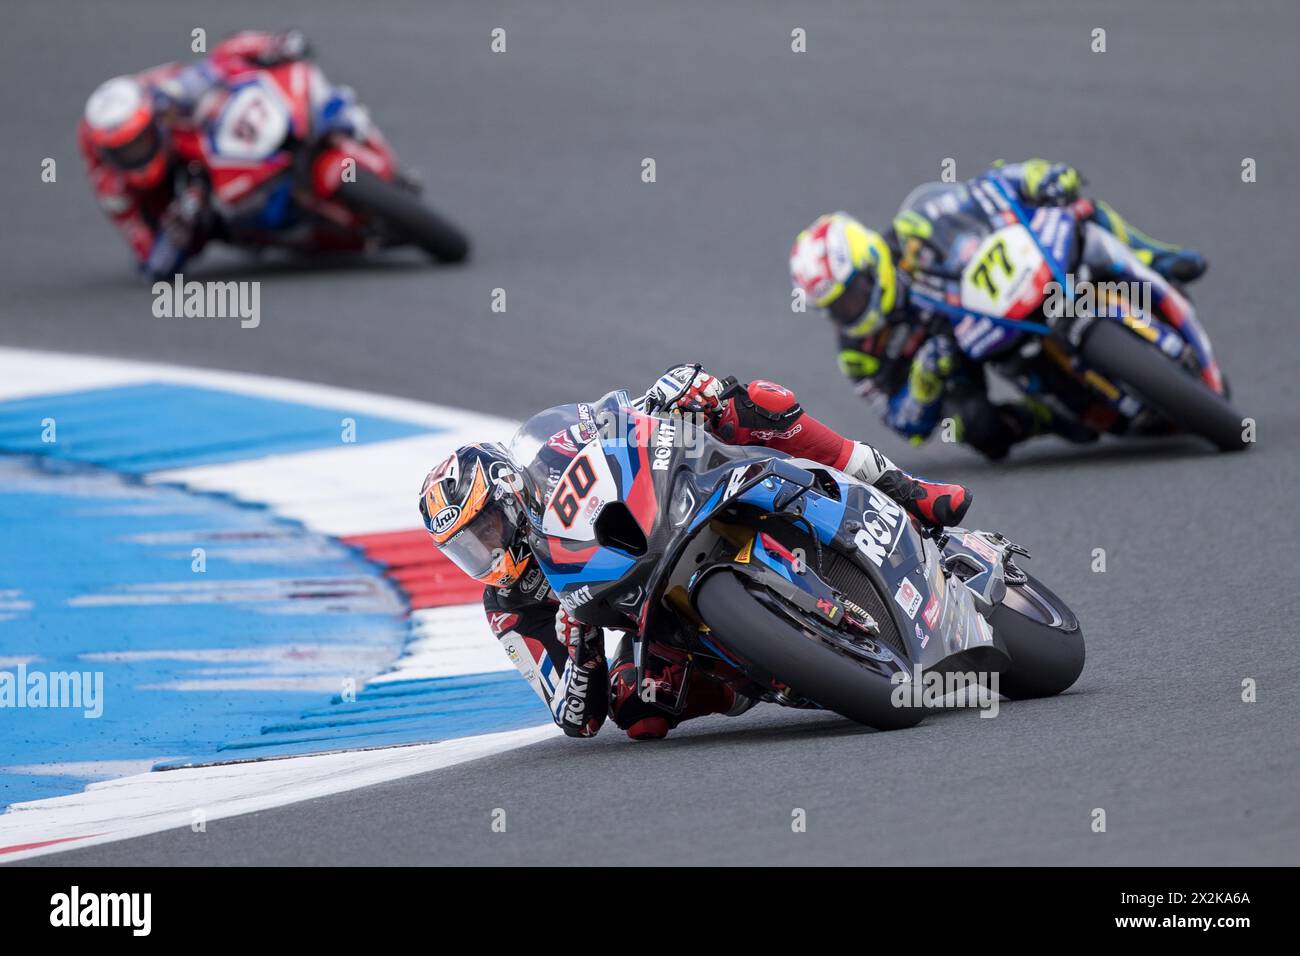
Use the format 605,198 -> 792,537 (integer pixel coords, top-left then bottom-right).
144,233 -> 185,279
146,181 -> 211,279
162,182 -> 208,244
1026,162 -> 1083,206
552,608 -> 607,737
556,607 -> 601,657
644,364 -> 726,420
146,185 -> 200,276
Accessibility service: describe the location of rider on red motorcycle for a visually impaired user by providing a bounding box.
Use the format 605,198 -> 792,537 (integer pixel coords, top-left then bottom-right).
78,29 -> 310,277
419,365 -> 972,741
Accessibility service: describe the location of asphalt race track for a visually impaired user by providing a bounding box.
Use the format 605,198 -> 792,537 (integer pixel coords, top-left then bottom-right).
3,0 -> 1299,865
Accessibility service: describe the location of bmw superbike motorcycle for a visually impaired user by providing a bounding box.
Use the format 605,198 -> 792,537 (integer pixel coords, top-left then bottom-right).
511,389 -> 1084,731
897,176 -> 1246,451
167,59 -> 469,264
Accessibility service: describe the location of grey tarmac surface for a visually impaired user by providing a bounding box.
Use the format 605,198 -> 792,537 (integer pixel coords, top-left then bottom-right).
3,0 -> 1298,865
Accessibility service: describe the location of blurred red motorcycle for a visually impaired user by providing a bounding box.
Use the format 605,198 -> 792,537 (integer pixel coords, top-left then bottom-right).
169,60 -> 469,264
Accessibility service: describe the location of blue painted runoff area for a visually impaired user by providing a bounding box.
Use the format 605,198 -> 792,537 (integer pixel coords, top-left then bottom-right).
159,672 -> 545,766
0,381 -> 434,473
0,381 -> 542,815
0,456 -> 409,809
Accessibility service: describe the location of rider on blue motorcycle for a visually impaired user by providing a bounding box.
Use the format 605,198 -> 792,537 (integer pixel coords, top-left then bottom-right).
419,366 -> 972,741
790,159 -> 1209,459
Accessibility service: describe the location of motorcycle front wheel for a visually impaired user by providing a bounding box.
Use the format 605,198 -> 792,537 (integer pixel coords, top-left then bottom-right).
694,570 -> 923,730
337,169 -> 470,263
985,573 -> 1085,699
1079,318 -> 1246,451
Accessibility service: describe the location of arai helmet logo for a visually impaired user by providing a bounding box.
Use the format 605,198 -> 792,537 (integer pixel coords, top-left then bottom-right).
432,505 -> 461,534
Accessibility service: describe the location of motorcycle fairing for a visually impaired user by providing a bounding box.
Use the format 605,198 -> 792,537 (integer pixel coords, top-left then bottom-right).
513,397 -> 1020,705
904,174 -> 1223,417
168,61 -> 405,248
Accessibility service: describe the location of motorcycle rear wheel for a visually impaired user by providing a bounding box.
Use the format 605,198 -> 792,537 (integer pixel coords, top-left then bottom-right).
694,570 -> 923,730
337,169 -> 470,263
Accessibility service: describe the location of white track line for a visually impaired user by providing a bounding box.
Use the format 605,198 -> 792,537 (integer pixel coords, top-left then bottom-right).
0,726 -> 558,863
0,347 -> 517,435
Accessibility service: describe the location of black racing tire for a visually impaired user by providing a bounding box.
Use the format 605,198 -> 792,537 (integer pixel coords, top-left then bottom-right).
985,573 -> 1085,699
336,169 -> 470,263
694,570 -> 923,730
1078,318 -> 1246,452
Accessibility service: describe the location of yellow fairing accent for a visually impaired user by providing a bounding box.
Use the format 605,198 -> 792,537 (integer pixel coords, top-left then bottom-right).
1123,314 -> 1160,343
1084,369 -> 1121,400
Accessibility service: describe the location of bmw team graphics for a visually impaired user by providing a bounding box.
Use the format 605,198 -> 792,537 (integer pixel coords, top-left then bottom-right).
512,391 -> 1084,730
170,60 -> 468,262
898,176 -> 1246,450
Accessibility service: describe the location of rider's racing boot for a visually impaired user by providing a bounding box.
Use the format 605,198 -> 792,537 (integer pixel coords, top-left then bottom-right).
1012,397 -> 1099,447
875,469 -> 972,528
612,659 -> 749,740
1150,249 -> 1208,285
1087,198 -> 1207,284
625,716 -> 671,740
843,441 -> 972,527
609,659 -> 664,739
956,399 -> 1093,461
